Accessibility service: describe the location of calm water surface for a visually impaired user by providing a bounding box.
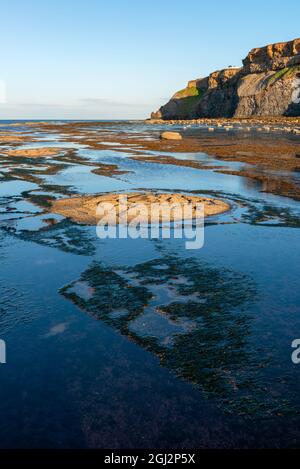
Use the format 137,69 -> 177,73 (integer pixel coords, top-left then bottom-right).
0,121 -> 300,448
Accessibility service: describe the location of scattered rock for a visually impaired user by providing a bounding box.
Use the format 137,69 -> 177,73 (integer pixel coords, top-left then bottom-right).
160,131 -> 182,140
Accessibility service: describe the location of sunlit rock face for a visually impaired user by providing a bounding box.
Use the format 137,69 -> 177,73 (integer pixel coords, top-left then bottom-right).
243,38 -> 300,73
151,38 -> 300,119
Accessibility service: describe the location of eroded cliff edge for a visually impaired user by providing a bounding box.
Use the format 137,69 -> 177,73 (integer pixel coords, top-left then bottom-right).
151,38 -> 300,119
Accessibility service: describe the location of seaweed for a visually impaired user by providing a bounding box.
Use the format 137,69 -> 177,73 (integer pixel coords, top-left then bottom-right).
59,253 -> 291,416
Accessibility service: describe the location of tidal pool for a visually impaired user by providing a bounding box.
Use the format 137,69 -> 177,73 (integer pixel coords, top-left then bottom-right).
0,121 -> 300,449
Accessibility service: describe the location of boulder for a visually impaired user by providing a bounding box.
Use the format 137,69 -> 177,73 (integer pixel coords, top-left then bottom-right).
160,131 -> 182,140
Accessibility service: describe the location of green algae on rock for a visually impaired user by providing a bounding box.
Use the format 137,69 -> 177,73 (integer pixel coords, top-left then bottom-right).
60,255 -> 289,416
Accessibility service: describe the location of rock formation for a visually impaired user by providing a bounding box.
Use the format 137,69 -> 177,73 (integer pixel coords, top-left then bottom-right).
160,131 -> 182,140
151,38 -> 300,119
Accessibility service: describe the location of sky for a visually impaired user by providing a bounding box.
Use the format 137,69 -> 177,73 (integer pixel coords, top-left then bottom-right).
0,0 -> 299,120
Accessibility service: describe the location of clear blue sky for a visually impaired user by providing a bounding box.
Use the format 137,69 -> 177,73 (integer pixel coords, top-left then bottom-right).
1,0 -> 299,119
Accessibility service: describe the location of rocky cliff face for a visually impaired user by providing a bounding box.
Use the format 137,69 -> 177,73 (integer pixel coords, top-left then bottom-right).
151,38 -> 300,119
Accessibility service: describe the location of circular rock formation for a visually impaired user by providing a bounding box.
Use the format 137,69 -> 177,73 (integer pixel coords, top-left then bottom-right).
51,192 -> 230,225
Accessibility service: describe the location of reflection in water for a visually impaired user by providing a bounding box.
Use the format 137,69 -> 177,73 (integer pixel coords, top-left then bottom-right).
1,121 -> 300,447
3,218 -> 96,256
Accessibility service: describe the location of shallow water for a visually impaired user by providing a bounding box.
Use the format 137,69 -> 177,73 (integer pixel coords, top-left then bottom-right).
0,121 -> 300,448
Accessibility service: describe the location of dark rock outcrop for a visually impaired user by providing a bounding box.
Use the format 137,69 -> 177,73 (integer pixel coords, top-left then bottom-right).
151,38 -> 300,119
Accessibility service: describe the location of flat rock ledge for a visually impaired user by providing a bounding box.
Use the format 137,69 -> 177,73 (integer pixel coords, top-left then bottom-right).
51,192 -> 230,225
6,147 -> 64,158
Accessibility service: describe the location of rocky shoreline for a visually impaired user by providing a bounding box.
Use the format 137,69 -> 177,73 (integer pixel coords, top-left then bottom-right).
2,120 -> 299,202
147,116 -> 300,135
151,38 -> 300,120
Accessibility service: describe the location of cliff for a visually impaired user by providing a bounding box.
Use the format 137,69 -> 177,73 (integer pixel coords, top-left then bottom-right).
151,38 -> 300,119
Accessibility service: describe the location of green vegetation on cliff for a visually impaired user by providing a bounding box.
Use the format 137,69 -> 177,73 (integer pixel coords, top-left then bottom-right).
173,86 -> 205,118
175,86 -> 201,98
268,66 -> 300,86
152,38 -> 300,119
178,95 -> 201,116
268,68 -> 289,85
